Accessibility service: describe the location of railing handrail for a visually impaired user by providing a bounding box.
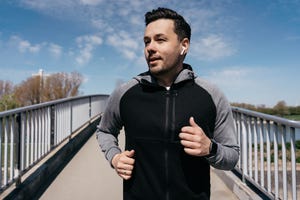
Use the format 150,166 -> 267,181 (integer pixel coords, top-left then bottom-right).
0,94 -> 109,193
0,94 -> 109,117
232,106 -> 300,128
232,106 -> 299,200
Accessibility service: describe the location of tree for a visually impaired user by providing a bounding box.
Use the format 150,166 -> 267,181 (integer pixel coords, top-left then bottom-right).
13,71 -> 83,107
14,76 -> 42,106
0,94 -> 19,111
273,100 -> 289,116
42,71 -> 83,101
0,80 -> 19,111
0,80 -> 14,97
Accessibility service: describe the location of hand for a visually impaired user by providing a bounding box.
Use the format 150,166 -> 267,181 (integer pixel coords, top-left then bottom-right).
112,150 -> 135,180
179,117 -> 211,157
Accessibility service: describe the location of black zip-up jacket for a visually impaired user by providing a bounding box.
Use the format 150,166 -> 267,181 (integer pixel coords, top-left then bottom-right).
97,64 -> 239,200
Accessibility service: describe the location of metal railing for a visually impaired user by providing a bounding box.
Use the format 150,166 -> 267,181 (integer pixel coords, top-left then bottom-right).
232,107 -> 300,200
0,94 -> 109,192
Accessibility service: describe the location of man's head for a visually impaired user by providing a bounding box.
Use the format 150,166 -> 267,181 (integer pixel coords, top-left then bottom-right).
145,7 -> 191,42
143,8 -> 191,86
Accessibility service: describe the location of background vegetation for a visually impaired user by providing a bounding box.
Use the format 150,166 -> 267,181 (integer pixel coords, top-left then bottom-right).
231,101 -> 300,121
0,71 -> 83,112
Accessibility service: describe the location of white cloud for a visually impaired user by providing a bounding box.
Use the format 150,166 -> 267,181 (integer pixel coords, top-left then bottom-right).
202,66 -> 298,106
49,43 -> 62,58
191,34 -> 236,61
18,0 -> 238,63
75,35 -> 103,65
205,67 -> 251,87
107,31 -> 139,60
79,0 -> 103,6
8,36 -> 65,58
10,35 -> 41,53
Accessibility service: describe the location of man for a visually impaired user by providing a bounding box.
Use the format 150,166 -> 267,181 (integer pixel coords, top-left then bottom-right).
96,7 -> 239,200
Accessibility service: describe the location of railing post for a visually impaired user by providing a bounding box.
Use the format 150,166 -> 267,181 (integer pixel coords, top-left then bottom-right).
281,125 -> 287,200
290,127 -> 297,200
70,101 -> 73,139
241,113 -> 248,183
0,118 -> 2,186
273,123 -> 279,199
15,114 -> 22,186
89,96 -> 92,121
50,105 -> 55,149
259,118 -> 265,188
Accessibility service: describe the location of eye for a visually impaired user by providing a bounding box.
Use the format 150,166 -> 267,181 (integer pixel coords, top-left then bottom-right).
157,38 -> 166,43
144,39 -> 150,46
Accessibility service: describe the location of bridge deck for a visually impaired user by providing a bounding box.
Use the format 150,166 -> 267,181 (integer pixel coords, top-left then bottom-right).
40,132 -> 239,200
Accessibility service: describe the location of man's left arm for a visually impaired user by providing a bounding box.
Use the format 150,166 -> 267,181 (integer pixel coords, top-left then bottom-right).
206,94 -> 239,170
179,90 -> 239,170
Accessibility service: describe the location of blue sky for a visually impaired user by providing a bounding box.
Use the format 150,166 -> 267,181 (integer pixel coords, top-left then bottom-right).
0,0 -> 299,107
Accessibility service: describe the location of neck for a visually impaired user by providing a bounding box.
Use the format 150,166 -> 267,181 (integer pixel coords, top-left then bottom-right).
156,64 -> 183,87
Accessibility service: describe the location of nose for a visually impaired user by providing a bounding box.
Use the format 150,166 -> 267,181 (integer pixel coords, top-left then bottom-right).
145,41 -> 157,55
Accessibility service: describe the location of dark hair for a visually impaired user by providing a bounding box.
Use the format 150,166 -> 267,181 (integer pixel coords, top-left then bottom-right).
145,7 -> 191,41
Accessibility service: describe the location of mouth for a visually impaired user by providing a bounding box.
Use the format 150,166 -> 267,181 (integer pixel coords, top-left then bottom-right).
148,56 -> 161,65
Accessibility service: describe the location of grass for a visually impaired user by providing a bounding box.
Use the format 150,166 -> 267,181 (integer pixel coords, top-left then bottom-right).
253,141 -> 300,163
284,115 -> 300,121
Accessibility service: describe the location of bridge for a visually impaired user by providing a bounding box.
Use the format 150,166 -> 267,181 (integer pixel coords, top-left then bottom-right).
0,94 -> 299,200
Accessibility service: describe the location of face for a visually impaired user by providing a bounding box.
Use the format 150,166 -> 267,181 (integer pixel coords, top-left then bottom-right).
144,19 -> 186,79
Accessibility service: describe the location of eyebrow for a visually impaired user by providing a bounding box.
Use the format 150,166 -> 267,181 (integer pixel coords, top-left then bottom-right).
144,33 -> 166,40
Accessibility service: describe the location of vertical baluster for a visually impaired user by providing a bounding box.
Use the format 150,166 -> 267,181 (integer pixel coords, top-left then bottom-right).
38,109 -> 41,159
248,116 -> 253,179
259,118 -> 265,188
34,110 -> 38,162
266,121 -> 271,192
273,123 -> 279,198
30,111 -> 34,164
241,113 -> 248,181
20,113 -> 25,171
236,112 -> 242,169
0,118 -> 3,187
4,116 -> 9,185
10,116 -> 15,180
254,117 -> 258,182
26,111 -> 30,168
290,127 -> 297,200
281,125 -> 287,200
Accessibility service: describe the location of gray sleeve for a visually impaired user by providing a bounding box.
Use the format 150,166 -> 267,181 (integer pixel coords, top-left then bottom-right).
196,78 -> 239,170
96,79 -> 138,165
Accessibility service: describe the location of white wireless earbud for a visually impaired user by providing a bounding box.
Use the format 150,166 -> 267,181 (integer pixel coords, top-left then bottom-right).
180,47 -> 186,55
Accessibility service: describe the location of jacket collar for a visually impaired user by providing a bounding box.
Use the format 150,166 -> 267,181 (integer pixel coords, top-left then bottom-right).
135,63 -> 196,87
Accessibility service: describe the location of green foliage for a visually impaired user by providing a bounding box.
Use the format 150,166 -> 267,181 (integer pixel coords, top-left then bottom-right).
0,94 -> 19,112
231,101 -> 300,120
296,140 -> 300,149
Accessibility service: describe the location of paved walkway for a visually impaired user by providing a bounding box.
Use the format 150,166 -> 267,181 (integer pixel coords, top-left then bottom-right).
40,132 -> 238,200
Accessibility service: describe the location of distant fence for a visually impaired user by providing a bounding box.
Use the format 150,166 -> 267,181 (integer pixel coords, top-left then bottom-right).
232,107 -> 300,200
0,94 -> 109,192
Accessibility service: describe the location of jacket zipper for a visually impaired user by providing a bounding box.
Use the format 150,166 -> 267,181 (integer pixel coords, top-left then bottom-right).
164,88 -> 177,200
164,89 -> 170,200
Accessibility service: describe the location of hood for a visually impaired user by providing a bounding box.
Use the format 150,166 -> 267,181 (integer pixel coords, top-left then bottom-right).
134,63 -> 196,87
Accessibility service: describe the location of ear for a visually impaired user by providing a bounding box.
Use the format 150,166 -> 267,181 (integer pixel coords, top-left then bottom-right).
180,38 -> 190,55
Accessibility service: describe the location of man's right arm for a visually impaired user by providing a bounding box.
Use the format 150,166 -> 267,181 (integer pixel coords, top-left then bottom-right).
95,84 -> 125,165
96,129 -> 122,165
96,79 -> 138,172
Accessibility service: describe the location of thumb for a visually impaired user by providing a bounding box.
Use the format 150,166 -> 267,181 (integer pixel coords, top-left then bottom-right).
125,150 -> 135,157
189,117 -> 199,128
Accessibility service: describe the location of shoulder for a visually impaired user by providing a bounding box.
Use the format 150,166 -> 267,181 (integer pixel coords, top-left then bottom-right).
194,77 -> 223,98
194,77 -> 230,109
101,79 -> 139,129
111,79 -> 139,97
